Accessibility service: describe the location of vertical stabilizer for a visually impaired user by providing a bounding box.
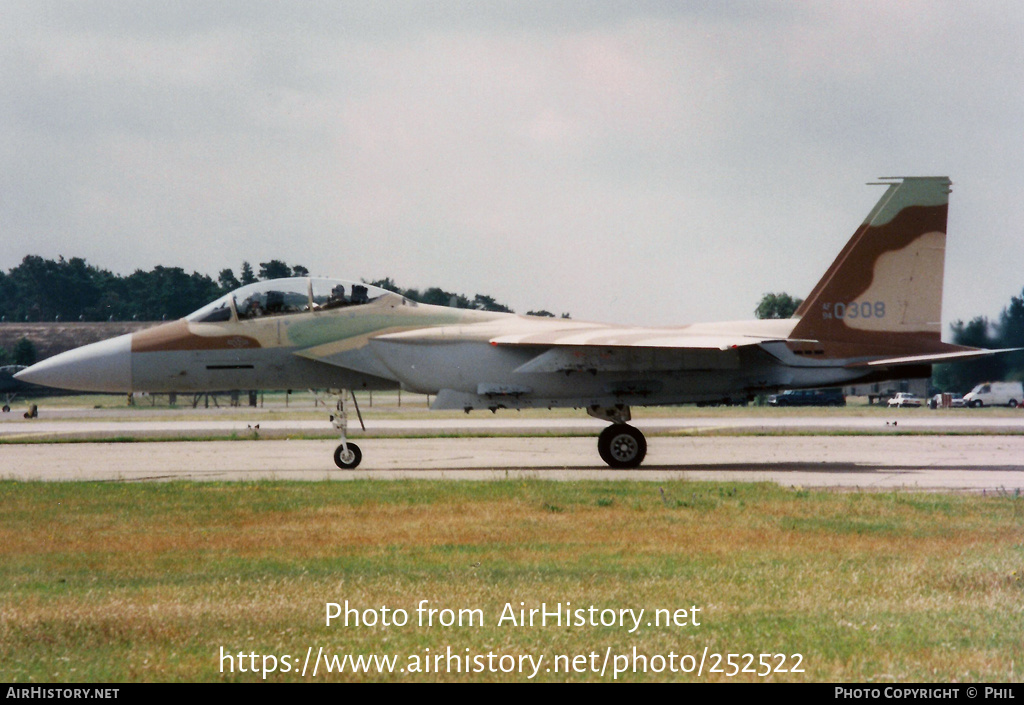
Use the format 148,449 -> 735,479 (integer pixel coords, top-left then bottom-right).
790,177 -> 952,353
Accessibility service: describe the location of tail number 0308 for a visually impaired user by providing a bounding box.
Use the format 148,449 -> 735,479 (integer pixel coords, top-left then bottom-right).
821,302 -> 886,320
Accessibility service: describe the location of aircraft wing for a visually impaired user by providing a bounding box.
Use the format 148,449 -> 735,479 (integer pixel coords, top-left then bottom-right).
489,331 -> 783,350
488,331 -> 786,374
374,319 -> 788,351
368,323 -> 788,376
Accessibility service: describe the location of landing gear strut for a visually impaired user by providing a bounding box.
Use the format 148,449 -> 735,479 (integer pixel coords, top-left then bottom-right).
323,389 -> 364,469
587,404 -> 647,468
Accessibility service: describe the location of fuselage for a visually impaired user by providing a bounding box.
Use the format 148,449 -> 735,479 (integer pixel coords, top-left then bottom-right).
13,276 -> 893,411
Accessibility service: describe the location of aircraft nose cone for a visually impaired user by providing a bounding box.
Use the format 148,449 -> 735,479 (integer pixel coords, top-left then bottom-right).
13,334 -> 133,393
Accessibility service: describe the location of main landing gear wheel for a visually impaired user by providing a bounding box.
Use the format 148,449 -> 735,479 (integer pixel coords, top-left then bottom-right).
334,442 -> 362,469
598,424 -> 647,469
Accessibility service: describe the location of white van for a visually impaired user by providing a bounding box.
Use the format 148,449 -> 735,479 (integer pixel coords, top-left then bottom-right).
963,381 -> 1023,408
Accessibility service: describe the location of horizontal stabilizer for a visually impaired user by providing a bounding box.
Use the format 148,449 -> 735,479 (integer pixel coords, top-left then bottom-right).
846,347 -> 1022,368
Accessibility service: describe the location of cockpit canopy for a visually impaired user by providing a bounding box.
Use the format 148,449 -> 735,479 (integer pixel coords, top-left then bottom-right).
186,278 -> 403,323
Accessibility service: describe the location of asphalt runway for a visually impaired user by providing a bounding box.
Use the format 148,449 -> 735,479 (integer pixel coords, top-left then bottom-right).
3,418 -> 1024,490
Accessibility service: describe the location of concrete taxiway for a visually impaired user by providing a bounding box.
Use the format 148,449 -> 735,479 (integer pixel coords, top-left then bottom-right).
2,410 -> 1023,490
4,410 -> 1024,439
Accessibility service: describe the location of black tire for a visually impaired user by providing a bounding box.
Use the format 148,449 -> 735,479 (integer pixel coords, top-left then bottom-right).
970,400 -> 983,408
1,405 -> 9,413
1009,399 -> 1018,408
333,442 -> 362,469
597,424 -> 647,469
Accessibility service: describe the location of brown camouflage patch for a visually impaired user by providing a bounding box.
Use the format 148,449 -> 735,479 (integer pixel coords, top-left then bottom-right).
131,319 -> 262,352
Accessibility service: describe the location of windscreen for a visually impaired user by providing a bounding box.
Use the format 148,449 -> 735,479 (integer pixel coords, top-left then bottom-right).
186,278 -> 397,323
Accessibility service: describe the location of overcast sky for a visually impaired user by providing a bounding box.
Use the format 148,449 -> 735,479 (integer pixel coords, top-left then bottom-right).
3,1 -> 1023,328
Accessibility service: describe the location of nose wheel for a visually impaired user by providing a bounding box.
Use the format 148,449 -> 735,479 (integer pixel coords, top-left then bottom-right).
334,441 -> 362,469
321,388 -> 365,469
597,424 -> 647,468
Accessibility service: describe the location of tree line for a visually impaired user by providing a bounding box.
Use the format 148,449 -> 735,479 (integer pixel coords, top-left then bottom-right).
933,301 -> 1024,392
0,255 -> 540,323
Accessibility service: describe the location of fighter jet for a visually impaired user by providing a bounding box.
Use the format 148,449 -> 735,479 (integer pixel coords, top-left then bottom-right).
15,177 -> 1005,469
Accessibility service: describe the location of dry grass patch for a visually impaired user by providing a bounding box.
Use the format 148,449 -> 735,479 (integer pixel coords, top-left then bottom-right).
1,480 -> 1022,681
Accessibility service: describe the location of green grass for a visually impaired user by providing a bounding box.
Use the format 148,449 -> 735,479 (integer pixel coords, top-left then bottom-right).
1,480 -> 1022,682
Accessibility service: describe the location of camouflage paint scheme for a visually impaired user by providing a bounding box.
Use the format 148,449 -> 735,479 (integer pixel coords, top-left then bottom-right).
16,177 -> 1004,467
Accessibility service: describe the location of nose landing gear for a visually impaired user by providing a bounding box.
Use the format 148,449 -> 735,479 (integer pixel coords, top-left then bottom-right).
333,440 -> 362,470
324,389 -> 364,469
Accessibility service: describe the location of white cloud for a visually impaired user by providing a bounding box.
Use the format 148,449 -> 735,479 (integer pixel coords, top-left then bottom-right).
2,1 -> 1023,327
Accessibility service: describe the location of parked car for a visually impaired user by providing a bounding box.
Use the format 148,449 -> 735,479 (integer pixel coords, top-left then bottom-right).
930,393 -> 965,408
767,388 -> 846,407
695,397 -> 749,407
963,381 -> 1023,408
888,392 -> 923,408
